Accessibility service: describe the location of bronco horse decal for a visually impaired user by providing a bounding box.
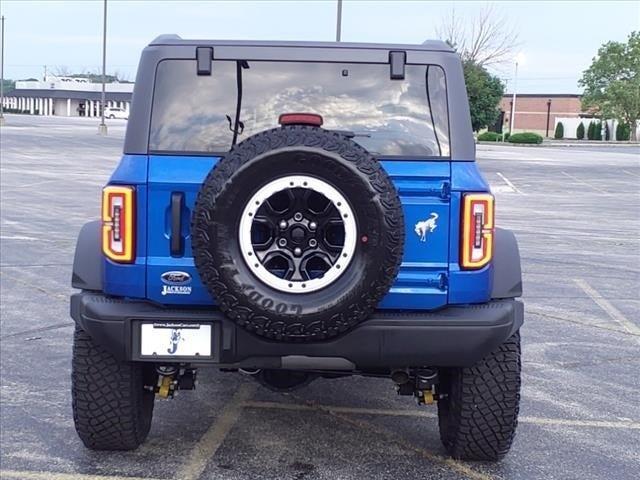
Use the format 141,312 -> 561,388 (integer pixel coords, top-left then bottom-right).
167,329 -> 182,354
414,213 -> 439,242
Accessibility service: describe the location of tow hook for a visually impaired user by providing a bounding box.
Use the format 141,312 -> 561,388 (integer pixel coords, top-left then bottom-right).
391,368 -> 443,405
153,365 -> 198,399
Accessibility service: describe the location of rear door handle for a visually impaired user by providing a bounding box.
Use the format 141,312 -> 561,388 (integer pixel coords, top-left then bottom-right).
170,192 -> 184,256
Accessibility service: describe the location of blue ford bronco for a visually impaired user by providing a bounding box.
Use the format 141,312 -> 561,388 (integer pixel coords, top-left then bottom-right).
70,36 -> 523,460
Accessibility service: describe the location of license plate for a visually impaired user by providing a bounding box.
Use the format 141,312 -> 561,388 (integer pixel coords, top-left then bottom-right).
140,322 -> 212,357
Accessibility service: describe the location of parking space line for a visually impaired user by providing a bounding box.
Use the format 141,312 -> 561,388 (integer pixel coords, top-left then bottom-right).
496,172 -> 524,194
280,399 -> 495,480
243,400 -> 640,430
0,470 -> 165,480
574,278 -> 640,343
622,169 -> 640,178
176,383 -> 256,480
561,171 -> 609,194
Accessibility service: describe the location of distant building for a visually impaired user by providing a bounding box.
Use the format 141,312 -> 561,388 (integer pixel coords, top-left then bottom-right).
497,94 -> 593,137
1,76 -> 133,117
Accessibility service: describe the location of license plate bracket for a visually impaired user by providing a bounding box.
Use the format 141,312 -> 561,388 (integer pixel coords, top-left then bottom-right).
139,322 -> 213,359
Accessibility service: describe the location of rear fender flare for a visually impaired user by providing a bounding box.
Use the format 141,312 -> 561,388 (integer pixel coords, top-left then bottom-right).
491,228 -> 522,299
71,221 -> 103,291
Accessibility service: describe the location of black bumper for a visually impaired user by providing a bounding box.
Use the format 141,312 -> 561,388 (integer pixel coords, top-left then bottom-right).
70,292 -> 523,369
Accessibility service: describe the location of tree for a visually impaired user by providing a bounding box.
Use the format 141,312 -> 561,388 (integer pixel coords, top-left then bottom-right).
579,31 -> 640,141
554,122 -> 564,139
436,6 -> 521,67
616,122 -> 631,140
577,122 -> 585,139
587,121 -> 596,140
463,60 -> 505,132
594,121 -> 603,140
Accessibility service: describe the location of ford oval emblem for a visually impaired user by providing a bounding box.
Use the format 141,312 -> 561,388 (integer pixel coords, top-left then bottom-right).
161,271 -> 192,285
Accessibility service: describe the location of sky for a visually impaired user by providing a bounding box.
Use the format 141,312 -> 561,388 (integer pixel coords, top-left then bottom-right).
1,0 -> 638,94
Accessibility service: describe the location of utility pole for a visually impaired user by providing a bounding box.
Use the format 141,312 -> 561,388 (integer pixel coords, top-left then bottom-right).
0,15 -> 5,126
336,0 -> 342,42
98,0 -> 107,134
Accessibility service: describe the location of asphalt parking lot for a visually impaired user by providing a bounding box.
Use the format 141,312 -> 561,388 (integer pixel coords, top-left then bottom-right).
1,114 -> 639,480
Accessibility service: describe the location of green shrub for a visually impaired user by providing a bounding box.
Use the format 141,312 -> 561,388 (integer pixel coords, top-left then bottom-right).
587,121 -> 595,140
508,132 -> 543,144
503,132 -> 511,141
554,122 -> 564,139
616,122 -> 630,141
604,122 -> 610,141
594,122 -> 603,140
477,131 -> 501,142
576,122 -> 585,139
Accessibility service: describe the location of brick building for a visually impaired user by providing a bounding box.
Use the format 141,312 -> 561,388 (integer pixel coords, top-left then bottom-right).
498,94 -> 590,137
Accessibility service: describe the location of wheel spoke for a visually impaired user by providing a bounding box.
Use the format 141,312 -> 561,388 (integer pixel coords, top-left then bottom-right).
240,175 -> 356,294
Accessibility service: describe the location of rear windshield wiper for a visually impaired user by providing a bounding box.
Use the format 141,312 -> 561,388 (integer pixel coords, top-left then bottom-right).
231,60 -> 250,146
331,130 -> 372,139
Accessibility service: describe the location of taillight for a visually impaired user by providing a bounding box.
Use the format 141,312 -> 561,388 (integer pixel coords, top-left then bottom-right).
102,186 -> 135,263
461,193 -> 494,269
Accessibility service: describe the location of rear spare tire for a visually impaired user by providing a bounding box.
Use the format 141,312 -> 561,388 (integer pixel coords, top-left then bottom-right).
192,126 -> 404,342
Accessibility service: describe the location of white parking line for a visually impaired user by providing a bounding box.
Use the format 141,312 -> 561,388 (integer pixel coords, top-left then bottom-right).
561,171 -> 609,194
622,169 -> 640,178
574,278 -> 640,344
176,383 -> 256,480
0,471 -> 164,480
243,400 -> 640,430
496,172 -> 524,194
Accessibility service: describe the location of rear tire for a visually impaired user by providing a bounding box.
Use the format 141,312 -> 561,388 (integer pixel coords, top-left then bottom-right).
437,331 -> 521,461
71,326 -> 156,450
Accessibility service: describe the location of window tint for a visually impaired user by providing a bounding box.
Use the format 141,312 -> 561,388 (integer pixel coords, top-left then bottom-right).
150,60 -> 450,157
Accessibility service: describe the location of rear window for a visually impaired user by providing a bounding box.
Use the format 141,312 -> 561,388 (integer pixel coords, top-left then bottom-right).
149,60 -> 450,157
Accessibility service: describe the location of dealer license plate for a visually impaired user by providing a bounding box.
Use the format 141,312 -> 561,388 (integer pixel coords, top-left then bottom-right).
140,322 -> 212,357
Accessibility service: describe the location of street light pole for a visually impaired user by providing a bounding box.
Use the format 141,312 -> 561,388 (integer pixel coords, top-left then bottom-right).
509,59 -> 519,134
336,0 -> 342,42
1,15 -> 5,126
98,0 -> 107,134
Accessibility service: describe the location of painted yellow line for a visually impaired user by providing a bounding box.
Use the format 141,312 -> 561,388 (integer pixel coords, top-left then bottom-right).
0,470 -> 165,480
176,382 -> 256,480
279,399 -> 494,480
243,400 -> 640,430
574,278 -> 640,343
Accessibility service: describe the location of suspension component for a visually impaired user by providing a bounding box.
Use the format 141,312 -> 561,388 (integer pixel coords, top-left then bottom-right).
155,365 -> 197,399
393,367 -> 441,405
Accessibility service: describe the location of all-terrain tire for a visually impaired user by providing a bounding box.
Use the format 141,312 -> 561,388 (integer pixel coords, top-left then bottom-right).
71,327 -> 155,450
437,331 -> 521,461
192,125 -> 404,342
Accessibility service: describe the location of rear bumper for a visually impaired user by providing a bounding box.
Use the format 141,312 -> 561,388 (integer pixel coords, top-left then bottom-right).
70,292 -> 523,369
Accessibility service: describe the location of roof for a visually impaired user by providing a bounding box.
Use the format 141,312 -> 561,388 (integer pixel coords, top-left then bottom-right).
9,89 -> 132,101
149,34 -> 454,52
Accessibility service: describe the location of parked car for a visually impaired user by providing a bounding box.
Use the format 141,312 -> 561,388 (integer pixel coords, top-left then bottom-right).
103,106 -> 128,119
70,36 -> 523,460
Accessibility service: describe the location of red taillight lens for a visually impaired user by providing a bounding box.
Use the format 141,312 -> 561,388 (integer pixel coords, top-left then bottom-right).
278,113 -> 323,127
102,186 -> 135,263
461,193 -> 494,269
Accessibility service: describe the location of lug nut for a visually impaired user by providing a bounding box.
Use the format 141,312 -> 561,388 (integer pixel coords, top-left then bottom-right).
278,238 -> 287,247
294,212 -> 303,221
294,247 -> 302,256
309,221 -> 317,230
309,239 -> 317,247
279,220 -> 287,229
